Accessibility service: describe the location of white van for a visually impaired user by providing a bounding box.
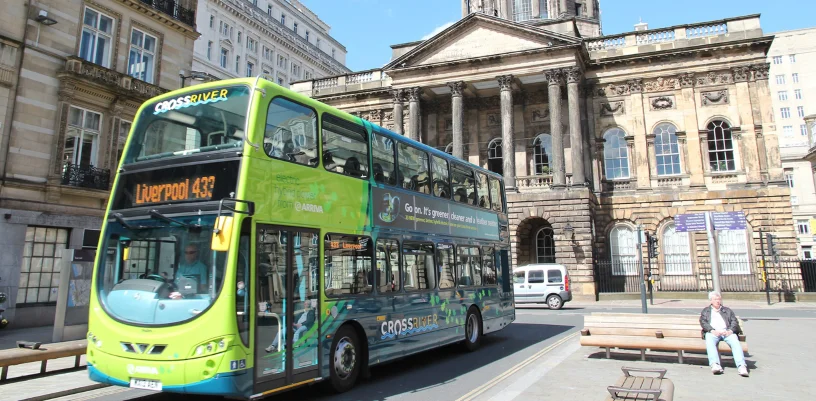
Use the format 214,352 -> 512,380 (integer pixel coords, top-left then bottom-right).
513,264 -> 572,309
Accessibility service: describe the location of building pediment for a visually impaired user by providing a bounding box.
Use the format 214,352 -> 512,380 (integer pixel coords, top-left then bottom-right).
385,13 -> 580,70
220,38 -> 234,49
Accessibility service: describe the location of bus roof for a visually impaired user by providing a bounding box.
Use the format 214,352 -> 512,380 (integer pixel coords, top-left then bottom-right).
147,77 -> 504,181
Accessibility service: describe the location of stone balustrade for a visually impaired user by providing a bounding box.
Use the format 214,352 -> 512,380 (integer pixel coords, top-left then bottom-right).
291,69 -> 391,96
61,57 -> 167,100
0,64 -> 13,86
586,15 -> 758,58
517,175 -> 553,190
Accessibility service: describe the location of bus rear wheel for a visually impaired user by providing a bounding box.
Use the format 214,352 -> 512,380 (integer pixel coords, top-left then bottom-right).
463,307 -> 482,352
329,325 -> 360,393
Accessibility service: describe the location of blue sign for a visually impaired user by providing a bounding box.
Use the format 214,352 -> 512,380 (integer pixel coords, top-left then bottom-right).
712,211 -> 746,231
230,359 -> 246,370
676,213 -> 707,232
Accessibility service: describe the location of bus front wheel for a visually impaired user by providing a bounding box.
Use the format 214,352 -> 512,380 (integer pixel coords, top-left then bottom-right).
329,325 -> 360,393
463,307 -> 482,352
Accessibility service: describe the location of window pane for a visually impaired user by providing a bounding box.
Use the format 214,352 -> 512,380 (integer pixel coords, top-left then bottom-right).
482,247 -> 497,285
144,34 -> 156,53
324,234 -> 373,295
397,143 -> 430,193
437,243 -> 456,289
264,97 -> 318,166
372,132 -> 397,186
98,14 -> 113,34
131,30 -> 143,47
489,177 -> 502,212
375,239 -> 400,292
528,270 -> 544,284
403,242 -> 435,291
322,115 -> 369,177
610,226 -> 637,275
603,128 -> 630,179
431,155 -> 450,198
547,269 -> 562,283
451,164 -> 476,205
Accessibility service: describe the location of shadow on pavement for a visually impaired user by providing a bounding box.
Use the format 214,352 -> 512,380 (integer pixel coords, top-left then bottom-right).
586,349 -> 758,370
276,323 -> 575,401
515,305 -> 585,311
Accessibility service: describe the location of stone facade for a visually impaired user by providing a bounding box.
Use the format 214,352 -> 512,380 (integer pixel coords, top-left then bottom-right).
0,0 -> 197,327
192,0 -> 349,86
292,11 -> 796,299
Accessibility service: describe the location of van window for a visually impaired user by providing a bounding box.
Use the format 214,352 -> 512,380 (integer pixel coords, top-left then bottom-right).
548,269 -> 563,283
528,270 -> 545,284
513,271 -> 525,284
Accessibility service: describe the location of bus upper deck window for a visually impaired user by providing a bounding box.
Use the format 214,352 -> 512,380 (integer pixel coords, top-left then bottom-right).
476,172 -> 491,209
398,144 -> 430,194
322,115 -> 369,179
431,155 -> 450,199
264,98 -> 318,167
372,132 -> 396,186
489,177 -> 503,212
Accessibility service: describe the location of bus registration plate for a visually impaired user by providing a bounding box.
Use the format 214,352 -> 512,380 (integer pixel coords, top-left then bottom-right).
130,378 -> 162,391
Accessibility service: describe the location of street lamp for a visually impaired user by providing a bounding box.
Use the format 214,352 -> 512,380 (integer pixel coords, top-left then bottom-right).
35,10 -> 58,26
179,69 -> 208,87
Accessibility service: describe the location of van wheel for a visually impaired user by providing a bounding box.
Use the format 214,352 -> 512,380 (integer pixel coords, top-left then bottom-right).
547,295 -> 563,310
463,307 -> 482,352
329,325 -> 360,393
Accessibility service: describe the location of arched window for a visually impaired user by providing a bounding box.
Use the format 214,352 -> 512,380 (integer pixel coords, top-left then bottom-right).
532,134 -> 552,175
535,227 -> 555,263
662,223 -> 691,275
708,120 -> 736,172
444,143 -> 453,155
610,225 -> 638,275
653,123 -> 681,176
603,128 -> 629,179
487,138 -> 503,175
717,230 -> 750,274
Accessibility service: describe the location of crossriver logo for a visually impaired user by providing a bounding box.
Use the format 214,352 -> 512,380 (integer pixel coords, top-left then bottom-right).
380,314 -> 439,340
127,364 -> 159,375
153,89 -> 229,115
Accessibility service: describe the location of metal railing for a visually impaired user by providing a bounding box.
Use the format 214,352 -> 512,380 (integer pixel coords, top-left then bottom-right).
595,258 -> 814,294
61,162 -> 111,191
138,0 -> 196,27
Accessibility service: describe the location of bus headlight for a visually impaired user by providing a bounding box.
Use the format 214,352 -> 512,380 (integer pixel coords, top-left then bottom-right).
192,337 -> 232,357
196,346 -> 204,356
218,340 -> 226,349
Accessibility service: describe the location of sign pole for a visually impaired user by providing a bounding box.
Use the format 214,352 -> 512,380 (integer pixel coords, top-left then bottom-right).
705,212 -> 721,293
759,228 -> 770,305
637,226 -> 648,313
647,241 -> 654,306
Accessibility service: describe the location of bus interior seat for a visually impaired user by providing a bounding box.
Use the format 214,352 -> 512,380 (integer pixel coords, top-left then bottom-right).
323,151 -> 337,170
454,188 -> 467,202
416,173 -> 430,194
373,163 -> 385,183
344,156 -> 363,177
459,276 -> 473,286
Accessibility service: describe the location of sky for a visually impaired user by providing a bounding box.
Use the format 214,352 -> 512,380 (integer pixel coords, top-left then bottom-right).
302,0 -> 816,72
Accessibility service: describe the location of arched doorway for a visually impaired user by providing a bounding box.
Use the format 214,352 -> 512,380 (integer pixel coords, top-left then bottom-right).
516,217 -> 555,266
487,138 -> 503,175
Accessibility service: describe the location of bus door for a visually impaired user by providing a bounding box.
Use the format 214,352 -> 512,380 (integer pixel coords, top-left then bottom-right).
254,225 -> 320,393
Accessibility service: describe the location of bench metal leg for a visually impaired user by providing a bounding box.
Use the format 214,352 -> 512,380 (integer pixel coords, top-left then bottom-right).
640,349 -> 646,361
40,360 -> 47,374
678,350 -> 684,364
606,347 -> 611,359
1,367 -> 6,381
75,355 -> 82,368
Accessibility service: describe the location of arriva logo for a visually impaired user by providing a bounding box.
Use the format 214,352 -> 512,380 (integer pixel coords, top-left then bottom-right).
294,202 -> 324,213
127,364 -> 159,375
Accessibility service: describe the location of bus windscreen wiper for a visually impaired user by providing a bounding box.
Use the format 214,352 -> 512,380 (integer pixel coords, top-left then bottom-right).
149,210 -> 202,232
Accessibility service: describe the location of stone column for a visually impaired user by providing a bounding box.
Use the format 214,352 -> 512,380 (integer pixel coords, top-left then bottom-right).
751,63 -> 783,181
407,87 -> 422,142
732,66 -> 761,183
545,69 -> 566,188
699,130 -> 710,172
560,0 -> 568,16
448,81 -> 465,159
391,89 -> 404,136
531,0 -> 540,18
566,67 -> 586,186
677,72 -> 705,187
498,75 -> 516,190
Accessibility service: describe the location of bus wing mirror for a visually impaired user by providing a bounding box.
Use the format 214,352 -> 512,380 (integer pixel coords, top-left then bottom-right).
211,216 -> 234,252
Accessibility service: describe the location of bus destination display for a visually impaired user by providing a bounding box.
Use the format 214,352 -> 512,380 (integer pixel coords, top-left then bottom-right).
134,176 -> 216,205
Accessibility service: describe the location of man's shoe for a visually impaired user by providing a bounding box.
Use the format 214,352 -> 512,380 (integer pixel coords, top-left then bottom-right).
711,364 -> 724,374
738,365 -> 749,377
265,345 -> 275,353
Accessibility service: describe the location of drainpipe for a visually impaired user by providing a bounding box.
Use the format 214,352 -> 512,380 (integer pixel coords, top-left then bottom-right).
1,0 -> 33,185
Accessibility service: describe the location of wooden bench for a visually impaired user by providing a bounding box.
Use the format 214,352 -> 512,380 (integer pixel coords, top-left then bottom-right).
0,339 -> 87,381
605,367 -> 674,401
580,313 -> 747,363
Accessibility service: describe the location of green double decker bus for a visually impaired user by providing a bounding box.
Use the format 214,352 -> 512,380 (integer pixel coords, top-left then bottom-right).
86,77 -> 515,398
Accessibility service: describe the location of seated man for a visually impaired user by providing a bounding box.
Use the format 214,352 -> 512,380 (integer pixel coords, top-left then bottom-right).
699,291 -> 748,376
265,299 -> 315,352
170,243 -> 208,299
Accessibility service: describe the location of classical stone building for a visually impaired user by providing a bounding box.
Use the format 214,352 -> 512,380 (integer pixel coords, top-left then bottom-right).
192,0 -> 349,86
0,0 -> 198,327
292,4 -> 798,298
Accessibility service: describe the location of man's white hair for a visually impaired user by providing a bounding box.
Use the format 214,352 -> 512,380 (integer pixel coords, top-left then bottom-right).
709,291 -> 722,300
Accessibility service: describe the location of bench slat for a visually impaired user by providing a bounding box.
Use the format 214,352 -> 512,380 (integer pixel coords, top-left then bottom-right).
580,335 -> 748,353
0,340 -> 87,368
585,327 -> 702,338
584,322 -> 703,331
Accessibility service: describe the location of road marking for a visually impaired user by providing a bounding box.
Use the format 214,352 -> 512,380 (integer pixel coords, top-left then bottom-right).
486,339 -> 581,401
455,332 -> 579,401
